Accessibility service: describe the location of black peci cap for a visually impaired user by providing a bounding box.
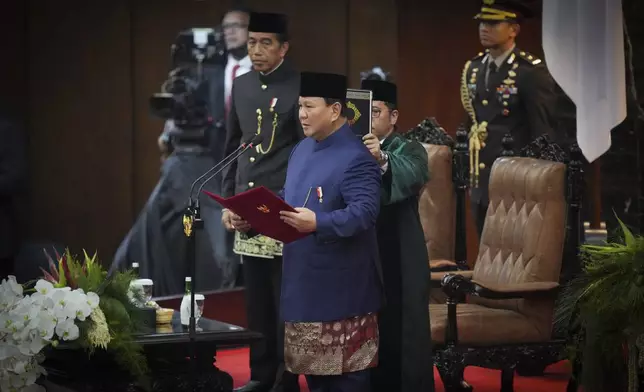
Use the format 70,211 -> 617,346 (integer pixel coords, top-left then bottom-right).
299,72 -> 347,101
248,12 -> 288,34
360,79 -> 397,105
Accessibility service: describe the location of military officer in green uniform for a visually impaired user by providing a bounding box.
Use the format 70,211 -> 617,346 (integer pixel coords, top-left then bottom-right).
463,0 -> 558,237
221,11 -> 302,392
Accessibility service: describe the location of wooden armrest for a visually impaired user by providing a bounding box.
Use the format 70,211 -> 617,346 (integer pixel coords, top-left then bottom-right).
429,259 -> 470,272
430,270 -> 473,289
429,259 -> 472,289
429,259 -> 457,269
441,274 -> 559,300
431,270 -> 473,281
470,280 -> 560,299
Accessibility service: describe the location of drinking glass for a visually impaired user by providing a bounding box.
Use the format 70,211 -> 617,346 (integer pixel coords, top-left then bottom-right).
139,279 -> 154,304
130,278 -> 154,306
195,294 -> 205,326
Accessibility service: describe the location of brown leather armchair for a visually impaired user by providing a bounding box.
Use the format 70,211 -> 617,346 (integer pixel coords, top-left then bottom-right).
420,143 -> 460,305
419,143 -> 456,264
430,136 -> 584,392
406,120 -> 470,304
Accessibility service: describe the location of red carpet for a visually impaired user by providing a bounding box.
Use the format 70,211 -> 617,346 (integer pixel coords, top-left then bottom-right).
216,347 -> 571,391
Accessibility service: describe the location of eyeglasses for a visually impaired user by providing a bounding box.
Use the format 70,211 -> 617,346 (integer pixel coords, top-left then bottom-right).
222,22 -> 248,31
372,109 -> 386,118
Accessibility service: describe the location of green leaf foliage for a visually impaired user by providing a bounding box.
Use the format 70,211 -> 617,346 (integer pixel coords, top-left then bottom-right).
98,269 -> 149,380
555,216 -> 644,392
39,248 -> 149,385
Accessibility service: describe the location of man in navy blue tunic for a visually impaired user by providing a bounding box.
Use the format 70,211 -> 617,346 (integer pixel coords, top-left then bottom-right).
278,72 -> 383,392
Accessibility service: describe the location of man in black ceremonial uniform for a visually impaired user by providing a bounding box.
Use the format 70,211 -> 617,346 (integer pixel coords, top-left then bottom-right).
464,0 -> 557,237
221,11 -> 302,392
361,79 -> 434,392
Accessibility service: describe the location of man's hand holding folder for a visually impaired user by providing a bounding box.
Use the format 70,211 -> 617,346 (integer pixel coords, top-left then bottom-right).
203,186 -> 309,244
279,208 -> 316,233
221,209 -> 251,232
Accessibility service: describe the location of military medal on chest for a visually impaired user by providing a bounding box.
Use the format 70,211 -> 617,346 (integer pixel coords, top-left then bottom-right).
495,56 -> 519,117
255,96 -> 279,155
316,186 -> 323,203
497,83 -> 517,116
468,66 -> 479,100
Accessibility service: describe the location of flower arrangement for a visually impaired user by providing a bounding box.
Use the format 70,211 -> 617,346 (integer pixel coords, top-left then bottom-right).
556,217 -> 644,392
0,248 -> 147,392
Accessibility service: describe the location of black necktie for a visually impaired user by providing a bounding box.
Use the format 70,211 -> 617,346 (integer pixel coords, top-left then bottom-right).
486,62 -> 497,89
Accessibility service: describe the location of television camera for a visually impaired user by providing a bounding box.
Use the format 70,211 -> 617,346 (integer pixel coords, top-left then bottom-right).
150,26 -> 227,148
149,66 -> 211,135
360,66 -> 392,82
171,26 -> 226,71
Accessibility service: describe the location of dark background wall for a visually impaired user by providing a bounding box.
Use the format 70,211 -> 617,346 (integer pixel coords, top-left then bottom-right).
599,0 -> 644,238
1,0 -> 641,265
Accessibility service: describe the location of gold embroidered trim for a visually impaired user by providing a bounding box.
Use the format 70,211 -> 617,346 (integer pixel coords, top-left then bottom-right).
461,60 -> 487,188
234,231 -> 283,258
255,108 -> 278,155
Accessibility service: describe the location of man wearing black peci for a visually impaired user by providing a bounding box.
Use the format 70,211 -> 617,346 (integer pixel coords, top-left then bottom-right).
221,11 -> 302,392
464,0 -> 558,238
360,79 -> 434,392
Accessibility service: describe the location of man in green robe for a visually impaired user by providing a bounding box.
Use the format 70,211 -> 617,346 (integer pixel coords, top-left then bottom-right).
361,79 -> 434,392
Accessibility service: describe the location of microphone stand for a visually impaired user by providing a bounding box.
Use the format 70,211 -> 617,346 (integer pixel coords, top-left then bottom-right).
182,140 -> 259,389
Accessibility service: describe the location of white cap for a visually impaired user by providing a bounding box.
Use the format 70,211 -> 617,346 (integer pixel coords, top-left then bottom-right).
185,277 -> 192,282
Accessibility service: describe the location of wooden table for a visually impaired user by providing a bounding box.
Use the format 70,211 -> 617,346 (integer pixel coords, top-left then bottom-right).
42,312 -> 261,392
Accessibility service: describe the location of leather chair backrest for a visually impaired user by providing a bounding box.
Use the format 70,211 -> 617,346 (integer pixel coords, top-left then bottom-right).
418,144 -> 456,261
470,157 -> 566,338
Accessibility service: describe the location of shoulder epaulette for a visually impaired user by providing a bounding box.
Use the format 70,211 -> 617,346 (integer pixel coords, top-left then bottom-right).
517,50 -> 542,65
471,51 -> 486,61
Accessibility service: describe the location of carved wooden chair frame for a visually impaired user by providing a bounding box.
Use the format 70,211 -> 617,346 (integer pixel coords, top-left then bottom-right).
432,128 -> 584,392
404,118 -> 469,266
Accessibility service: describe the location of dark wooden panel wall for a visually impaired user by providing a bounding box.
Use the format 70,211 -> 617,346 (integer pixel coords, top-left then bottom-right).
0,1 -> 27,116
26,0 -> 135,258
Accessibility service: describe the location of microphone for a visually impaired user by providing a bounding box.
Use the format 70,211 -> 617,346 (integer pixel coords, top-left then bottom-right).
195,133 -> 264,205
180,134 -> 262,385
188,134 -> 261,204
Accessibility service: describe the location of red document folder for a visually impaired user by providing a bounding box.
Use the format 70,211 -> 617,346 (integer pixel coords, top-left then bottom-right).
202,186 -> 307,244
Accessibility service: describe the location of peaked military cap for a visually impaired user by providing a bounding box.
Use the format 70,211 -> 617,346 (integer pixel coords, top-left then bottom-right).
474,0 -> 534,22
360,79 -> 397,105
299,72 -> 347,101
248,12 -> 289,34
